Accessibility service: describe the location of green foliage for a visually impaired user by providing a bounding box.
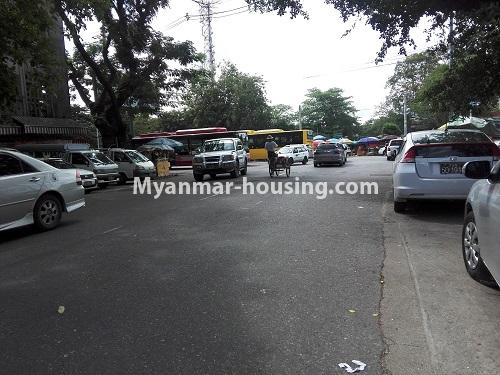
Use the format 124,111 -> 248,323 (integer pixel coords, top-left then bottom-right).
0,1 -> 55,107
183,63 -> 272,130
251,1 -> 500,115
55,0 -> 201,145
360,114 -> 402,137
132,113 -> 162,135
269,104 -> 297,130
300,88 -> 358,138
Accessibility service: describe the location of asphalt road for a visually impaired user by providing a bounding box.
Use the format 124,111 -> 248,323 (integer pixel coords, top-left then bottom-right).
2,156 -> 499,375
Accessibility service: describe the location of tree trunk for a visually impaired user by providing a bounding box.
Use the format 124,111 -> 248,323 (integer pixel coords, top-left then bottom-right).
95,104 -> 130,148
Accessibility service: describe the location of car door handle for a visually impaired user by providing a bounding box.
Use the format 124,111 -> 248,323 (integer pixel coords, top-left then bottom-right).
29,177 -> 41,182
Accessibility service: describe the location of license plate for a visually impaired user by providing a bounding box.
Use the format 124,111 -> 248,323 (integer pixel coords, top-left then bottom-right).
206,163 -> 218,169
440,162 -> 464,174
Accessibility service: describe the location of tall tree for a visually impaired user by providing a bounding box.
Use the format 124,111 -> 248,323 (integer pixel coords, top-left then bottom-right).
54,0 -> 201,146
0,1 -> 55,108
183,62 -> 271,130
269,104 -> 297,130
249,1 -> 500,113
300,88 -> 358,137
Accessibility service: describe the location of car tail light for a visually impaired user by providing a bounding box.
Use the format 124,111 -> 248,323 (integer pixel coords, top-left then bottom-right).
401,147 -> 416,163
76,170 -> 82,185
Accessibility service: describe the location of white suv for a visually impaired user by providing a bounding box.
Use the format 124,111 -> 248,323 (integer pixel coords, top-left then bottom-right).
278,145 -> 309,165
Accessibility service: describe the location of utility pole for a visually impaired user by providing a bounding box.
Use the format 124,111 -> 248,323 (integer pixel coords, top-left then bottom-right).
196,0 -> 216,74
403,95 -> 408,136
298,105 -> 302,130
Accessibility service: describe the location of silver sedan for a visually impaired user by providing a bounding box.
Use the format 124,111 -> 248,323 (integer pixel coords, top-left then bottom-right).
393,129 -> 499,212
0,150 -> 85,231
462,160 -> 500,286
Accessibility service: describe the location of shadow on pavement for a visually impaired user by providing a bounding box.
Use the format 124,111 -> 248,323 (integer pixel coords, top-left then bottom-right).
400,200 -> 464,225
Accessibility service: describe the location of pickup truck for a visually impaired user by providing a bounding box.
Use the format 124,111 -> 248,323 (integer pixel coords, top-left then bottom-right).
192,138 -> 248,181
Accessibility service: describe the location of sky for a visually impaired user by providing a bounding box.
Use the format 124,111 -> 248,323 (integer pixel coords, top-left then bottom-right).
69,0 -> 433,123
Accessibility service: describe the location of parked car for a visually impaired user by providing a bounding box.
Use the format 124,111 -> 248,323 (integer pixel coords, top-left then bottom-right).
42,158 -> 98,191
63,150 -> 119,188
393,129 -> 500,213
288,143 -> 313,159
313,143 -> 347,167
277,145 -> 309,165
462,160 -> 500,286
387,138 -> 403,160
342,144 -> 352,157
192,138 -> 248,181
106,148 -> 156,184
0,150 -> 85,231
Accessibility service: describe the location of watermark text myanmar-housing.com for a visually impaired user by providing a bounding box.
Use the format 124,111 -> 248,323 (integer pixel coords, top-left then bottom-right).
133,177 -> 379,200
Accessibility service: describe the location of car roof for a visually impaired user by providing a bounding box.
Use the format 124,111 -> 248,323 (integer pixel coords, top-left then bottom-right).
0,149 -> 58,171
409,129 -> 484,136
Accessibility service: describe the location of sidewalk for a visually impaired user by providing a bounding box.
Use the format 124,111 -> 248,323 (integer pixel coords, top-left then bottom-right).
381,198 -> 500,374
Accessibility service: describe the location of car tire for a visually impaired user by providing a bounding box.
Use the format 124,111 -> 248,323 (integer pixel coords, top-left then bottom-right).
241,160 -> 248,176
194,173 -> 204,181
314,162 -> 318,167
209,173 -> 216,179
394,200 -> 407,213
34,194 -> 62,231
302,157 -> 308,165
98,183 -> 108,189
118,173 -> 127,185
288,157 -> 294,165
230,161 -> 240,178
462,211 -> 493,283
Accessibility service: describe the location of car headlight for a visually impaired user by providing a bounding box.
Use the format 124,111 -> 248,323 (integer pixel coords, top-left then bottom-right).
193,156 -> 204,163
222,154 -> 235,161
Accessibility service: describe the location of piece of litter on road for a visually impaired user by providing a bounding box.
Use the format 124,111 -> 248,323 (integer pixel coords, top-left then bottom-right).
58,306 -> 65,314
372,313 -> 379,317
338,360 -> 366,373
348,309 -> 356,313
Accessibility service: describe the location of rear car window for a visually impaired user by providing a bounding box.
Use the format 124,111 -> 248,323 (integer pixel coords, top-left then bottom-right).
415,144 -> 496,158
318,144 -> 340,150
411,131 -> 492,145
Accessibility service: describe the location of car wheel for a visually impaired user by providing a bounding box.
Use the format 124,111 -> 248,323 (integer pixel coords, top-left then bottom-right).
193,173 -> 204,181
394,200 -> 407,213
98,183 -> 108,189
118,173 -> 127,185
209,173 -> 216,179
241,160 -> 248,176
288,157 -> 294,165
230,161 -> 240,178
302,157 -> 308,165
462,211 -> 492,283
34,194 -> 62,231
314,162 -> 318,167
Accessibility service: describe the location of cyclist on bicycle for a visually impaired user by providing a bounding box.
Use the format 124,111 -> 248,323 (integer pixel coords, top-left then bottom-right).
265,135 -> 278,163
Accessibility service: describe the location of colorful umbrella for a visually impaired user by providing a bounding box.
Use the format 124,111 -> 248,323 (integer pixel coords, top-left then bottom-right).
326,138 -> 340,143
339,138 -> 354,144
357,136 -> 379,144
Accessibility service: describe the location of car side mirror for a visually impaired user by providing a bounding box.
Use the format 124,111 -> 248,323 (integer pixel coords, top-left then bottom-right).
463,161 -> 491,179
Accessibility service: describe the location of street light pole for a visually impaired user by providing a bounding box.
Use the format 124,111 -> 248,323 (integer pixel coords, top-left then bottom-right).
403,95 -> 408,136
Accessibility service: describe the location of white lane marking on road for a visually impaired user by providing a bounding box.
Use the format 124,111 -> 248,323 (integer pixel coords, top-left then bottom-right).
102,226 -> 123,234
398,222 -> 439,375
199,194 -> 218,201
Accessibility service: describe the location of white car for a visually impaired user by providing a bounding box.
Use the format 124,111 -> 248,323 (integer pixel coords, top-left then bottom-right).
386,138 -> 403,160
393,129 -> 499,213
278,145 -> 309,165
0,150 -> 85,231
462,160 -> 500,286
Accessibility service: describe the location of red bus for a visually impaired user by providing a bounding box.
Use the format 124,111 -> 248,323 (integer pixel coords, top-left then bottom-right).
132,127 -> 249,166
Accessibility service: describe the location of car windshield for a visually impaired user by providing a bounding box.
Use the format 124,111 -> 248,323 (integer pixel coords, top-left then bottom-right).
86,152 -> 114,165
279,147 -> 291,153
203,140 -> 235,152
125,151 -> 148,163
411,131 -> 492,145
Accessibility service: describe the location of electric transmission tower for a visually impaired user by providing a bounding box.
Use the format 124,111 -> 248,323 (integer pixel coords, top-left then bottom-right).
194,0 -> 217,74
